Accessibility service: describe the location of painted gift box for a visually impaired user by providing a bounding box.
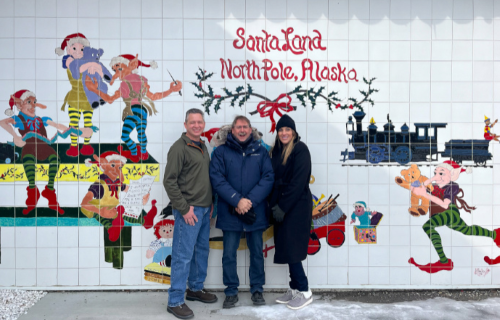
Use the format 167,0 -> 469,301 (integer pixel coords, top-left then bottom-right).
354,212 -> 383,244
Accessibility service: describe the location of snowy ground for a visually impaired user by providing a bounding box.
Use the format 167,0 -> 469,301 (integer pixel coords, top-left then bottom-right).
0,290 -> 46,320
5,290 -> 500,320
219,296 -> 500,320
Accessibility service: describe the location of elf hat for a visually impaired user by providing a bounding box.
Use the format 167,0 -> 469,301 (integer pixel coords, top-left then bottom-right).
437,160 -> 472,174
485,115 -> 490,122
55,33 -> 90,56
353,201 -> 369,211
109,54 -> 158,72
85,151 -> 127,167
6,90 -> 36,116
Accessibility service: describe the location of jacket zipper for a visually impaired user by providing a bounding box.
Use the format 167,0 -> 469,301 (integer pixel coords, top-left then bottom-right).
187,143 -> 204,154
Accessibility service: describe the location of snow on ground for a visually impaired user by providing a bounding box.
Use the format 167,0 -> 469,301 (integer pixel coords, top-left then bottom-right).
218,297 -> 500,320
0,290 -> 46,320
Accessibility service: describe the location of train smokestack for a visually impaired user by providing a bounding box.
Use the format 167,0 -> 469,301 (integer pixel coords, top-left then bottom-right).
352,111 -> 366,135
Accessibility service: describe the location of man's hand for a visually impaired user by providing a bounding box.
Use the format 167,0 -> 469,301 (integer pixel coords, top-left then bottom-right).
350,219 -> 355,224
210,204 -> 214,219
237,198 -> 252,213
170,81 -> 182,92
235,207 -> 245,215
13,136 -> 26,147
183,206 -> 198,226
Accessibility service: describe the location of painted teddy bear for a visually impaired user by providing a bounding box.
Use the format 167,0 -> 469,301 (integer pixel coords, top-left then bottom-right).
69,46 -> 113,109
395,164 -> 434,217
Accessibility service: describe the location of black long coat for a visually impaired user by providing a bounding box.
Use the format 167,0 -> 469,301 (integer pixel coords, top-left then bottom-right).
269,138 -> 312,264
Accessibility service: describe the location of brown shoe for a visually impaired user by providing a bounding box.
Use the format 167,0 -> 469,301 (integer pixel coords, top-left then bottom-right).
167,303 -> 194,319
186,288 -> 218,303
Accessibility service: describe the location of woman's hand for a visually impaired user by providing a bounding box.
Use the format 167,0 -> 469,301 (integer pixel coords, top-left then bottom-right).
272,205 -> 286,222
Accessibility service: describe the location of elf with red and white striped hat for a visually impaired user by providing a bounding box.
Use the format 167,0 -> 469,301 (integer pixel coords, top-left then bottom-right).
85,54 -> 182,163
80,151 -> 158,268
409,160 -> 500,273
0,90 -> 67,215
56,33 -> 101,158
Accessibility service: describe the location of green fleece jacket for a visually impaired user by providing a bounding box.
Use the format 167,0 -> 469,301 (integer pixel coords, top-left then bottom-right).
163,133 -> 212,215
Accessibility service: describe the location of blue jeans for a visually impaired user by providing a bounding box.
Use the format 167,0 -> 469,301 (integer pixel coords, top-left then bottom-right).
222,230 -> 265,296
168,206 -> 211,307
289,261 -> 308,292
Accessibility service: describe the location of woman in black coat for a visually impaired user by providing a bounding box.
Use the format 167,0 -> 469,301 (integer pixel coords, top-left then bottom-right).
269,114 -> 313,310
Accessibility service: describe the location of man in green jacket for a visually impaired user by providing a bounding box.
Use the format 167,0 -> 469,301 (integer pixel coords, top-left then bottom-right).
164,108 -> 217,319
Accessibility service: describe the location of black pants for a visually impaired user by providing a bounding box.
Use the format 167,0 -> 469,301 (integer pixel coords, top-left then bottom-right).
289,261 -> 308,292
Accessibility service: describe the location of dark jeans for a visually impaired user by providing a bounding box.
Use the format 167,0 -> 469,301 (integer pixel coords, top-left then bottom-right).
222,230 -> 265,296
289,261 -> 308,292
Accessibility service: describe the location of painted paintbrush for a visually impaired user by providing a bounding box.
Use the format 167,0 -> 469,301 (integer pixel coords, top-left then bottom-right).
167,69 -> 182,96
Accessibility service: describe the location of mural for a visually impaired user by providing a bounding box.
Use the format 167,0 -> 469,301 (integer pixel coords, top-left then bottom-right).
308,194 -> 346,255
341,113 -> 493,167
395,164 -> 434,217
144,204 -> 175,285
407,161 -> 499,273
192,69 -> 378,132
1,3 -> 500,288
350,201 -> 383,244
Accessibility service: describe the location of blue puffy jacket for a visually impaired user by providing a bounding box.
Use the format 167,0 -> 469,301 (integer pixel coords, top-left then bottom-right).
210,133 -> 274,232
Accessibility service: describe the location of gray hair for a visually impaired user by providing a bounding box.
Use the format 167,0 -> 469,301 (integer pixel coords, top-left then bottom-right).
185,108 -> 205,123
232,115 -> 251,128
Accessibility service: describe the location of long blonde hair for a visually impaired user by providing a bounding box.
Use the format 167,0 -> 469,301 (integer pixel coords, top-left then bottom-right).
270,130 -> 297,165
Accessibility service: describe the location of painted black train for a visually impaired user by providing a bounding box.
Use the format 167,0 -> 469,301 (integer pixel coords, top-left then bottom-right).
340,111 -> 492,165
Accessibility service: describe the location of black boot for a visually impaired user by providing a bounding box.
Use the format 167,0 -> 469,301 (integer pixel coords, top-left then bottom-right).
251,291 -> 265,306
223,295 -> 238,309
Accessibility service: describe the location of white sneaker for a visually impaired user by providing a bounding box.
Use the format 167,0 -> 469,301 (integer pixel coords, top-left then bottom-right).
286,291 -> 313,310
275,289 -> 297,304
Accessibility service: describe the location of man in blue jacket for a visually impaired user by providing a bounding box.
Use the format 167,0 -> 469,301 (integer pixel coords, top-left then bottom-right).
210,116 -> 274,308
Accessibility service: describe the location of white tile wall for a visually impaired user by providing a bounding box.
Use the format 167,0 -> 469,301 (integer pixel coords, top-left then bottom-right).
0,0 -> 499,289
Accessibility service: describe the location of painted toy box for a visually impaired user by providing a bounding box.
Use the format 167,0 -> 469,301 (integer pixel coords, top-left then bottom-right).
354,212 -> 383,244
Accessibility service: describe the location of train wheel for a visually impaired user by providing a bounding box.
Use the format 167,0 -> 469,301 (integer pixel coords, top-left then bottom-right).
366,146 -> 383,164
394,146 -> 411,165
474,157 -> 487,166
327,229 -> 345,248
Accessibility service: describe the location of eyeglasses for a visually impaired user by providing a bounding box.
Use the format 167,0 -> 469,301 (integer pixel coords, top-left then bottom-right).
234,126 -> 250,130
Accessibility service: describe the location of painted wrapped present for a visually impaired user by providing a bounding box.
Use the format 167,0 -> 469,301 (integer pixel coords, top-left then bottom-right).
354,212 -> 383,244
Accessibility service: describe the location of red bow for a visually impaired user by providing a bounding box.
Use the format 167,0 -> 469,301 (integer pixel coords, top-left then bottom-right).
257,94 -> 294,133
432,185 -> 444,199
26,118 -> 41,132
104,177 -> 121,199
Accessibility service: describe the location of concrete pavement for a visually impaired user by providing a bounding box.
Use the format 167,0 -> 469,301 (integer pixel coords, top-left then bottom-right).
18,291 -> 280,320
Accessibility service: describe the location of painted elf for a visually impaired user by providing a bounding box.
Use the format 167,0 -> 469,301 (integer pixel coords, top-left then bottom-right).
484,115 -> 499,142
80,151 -> 158,269
0,90 -> 75,215
56,33 -> 104,157
85,54 -> 182,163
409,161 -> 500,273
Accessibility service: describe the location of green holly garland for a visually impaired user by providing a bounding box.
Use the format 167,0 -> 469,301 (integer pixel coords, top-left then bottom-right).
191,68 -> 378,115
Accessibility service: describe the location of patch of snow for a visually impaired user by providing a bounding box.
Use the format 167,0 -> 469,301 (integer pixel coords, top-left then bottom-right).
0,290 -> 46,320
218,297 -> 500,320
